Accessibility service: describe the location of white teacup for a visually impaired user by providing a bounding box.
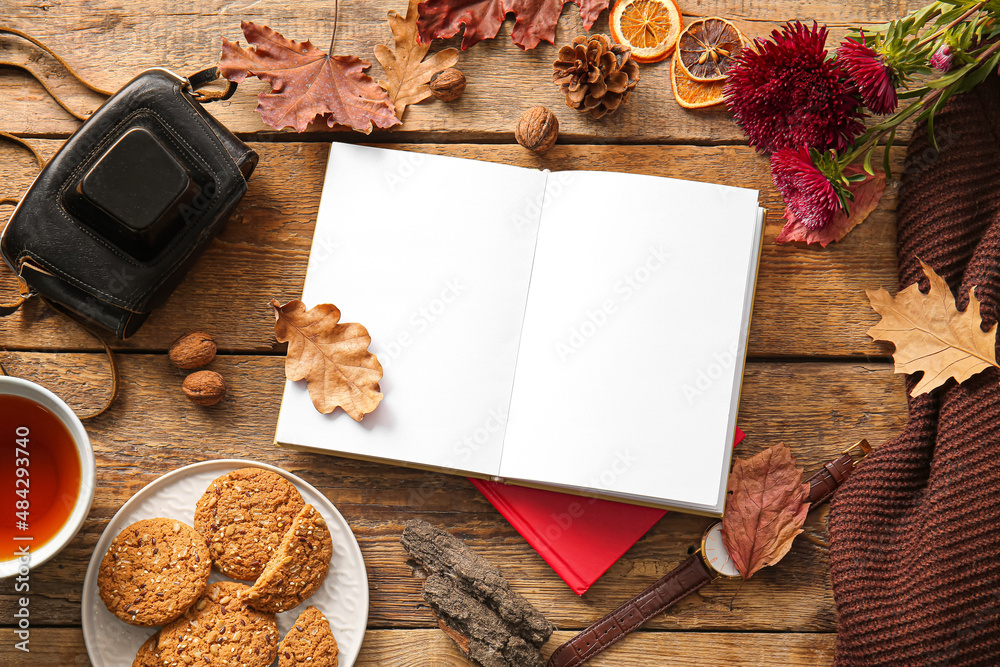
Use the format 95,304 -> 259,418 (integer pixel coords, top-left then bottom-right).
0,376 -> 96,578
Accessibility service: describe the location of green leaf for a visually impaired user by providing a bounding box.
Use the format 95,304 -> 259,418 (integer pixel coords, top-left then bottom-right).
884,128 -> 896,179
863,148 -> 875,176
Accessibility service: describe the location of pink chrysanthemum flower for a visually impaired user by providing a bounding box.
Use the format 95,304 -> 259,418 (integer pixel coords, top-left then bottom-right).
930,45 -> 954,73
771,147 -> 845,230
838,35 -> 898,115
724,22 -> 865,154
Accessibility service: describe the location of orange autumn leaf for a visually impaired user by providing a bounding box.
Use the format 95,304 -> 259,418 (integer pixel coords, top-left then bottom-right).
720,443 -> 810,580
219,21 -> 400,134
272,299 -> 384,421
375,0 -> 460,119
867,260 -> 999,397
776,167 -> 886,247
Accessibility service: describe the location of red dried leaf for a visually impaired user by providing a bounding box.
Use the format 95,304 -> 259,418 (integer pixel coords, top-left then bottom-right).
417,0 -> 609,50
720,443 -> 810,580
219,21 -> 400,134
775,167 -> 886,247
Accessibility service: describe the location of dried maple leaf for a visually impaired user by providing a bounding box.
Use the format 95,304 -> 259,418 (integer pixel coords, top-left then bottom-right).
776,167 -> 887,247
721,443 -> 810,581
416,0 -> 609,50
219,21 -> 400,134
376,0 -> 460,119
272,299 -> 384,421
867,260 -> 999,397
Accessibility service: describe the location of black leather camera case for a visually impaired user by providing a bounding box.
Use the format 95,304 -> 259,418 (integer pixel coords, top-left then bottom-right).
1,68 -> 257,338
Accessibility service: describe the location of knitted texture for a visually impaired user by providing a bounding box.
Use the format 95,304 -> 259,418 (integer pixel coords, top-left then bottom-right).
828,75 -> 1000,665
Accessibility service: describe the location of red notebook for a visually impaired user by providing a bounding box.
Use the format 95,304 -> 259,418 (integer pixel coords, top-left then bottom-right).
470,427 -> 745,595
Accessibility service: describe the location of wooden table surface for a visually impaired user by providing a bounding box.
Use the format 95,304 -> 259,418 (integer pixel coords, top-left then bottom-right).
0,0 -> 922,664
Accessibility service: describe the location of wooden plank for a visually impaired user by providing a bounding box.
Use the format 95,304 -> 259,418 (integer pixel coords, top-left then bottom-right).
0,0 -> 927,139
0,141 -> 901,357
0,352 -> 906,630
0,627 -> 836,665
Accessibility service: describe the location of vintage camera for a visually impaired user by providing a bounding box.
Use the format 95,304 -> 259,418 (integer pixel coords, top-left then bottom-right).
1,68 -> 257,338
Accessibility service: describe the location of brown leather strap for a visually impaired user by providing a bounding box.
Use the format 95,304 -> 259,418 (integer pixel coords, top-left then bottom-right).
547,553 -> 714,667
546,446 -> 869,667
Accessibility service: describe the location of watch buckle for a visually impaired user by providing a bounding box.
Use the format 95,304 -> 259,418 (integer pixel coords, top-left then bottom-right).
842,439 -> 872,463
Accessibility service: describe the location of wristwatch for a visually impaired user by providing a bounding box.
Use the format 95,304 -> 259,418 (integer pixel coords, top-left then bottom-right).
546,440 -> 872,667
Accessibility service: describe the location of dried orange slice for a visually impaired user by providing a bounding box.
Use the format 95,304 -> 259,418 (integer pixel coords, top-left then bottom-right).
670,52 -> 727,109
677,17 -> 744,82
610,0 -> 683,64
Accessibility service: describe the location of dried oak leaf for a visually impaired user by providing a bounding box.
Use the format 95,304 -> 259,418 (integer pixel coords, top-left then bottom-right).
721,443 -> 809,581
416,0 -> 608,50
867,260 -> 999,397
376,0 -> 460,119
272,299 -> 384,421
776,167 -> 887,247
219,21 -> 400,134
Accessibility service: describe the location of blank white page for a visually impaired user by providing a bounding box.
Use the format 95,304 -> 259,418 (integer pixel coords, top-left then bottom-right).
275,143 -> 547,476
499,170 -> 761,512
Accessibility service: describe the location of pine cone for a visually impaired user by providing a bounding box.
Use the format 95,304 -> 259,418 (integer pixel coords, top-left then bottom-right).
553,34 -> 640,119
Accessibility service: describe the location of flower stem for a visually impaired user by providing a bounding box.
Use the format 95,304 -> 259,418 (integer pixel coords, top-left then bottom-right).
915,0 -> 988,48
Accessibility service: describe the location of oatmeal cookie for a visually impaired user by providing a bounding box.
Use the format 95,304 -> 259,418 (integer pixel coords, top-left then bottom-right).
132,631 -> 163,667
194,467 -> 305,581
279,606 -> 339,667
158,581 -> 278,667
245,504 -> 332,613
97,518 -> 211,626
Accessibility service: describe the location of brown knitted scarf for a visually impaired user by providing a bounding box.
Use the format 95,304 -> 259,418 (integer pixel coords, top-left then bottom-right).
828,75 -> 1000,665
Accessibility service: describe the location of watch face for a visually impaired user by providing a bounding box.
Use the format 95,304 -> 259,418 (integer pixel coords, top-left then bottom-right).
701,521 -> 741,578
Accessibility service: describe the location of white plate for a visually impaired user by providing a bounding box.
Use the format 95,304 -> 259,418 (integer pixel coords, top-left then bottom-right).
82,459 -> 369,666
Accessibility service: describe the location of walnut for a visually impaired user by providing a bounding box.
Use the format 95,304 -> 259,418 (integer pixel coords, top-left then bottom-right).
515,107 -> 559,153
429,68 -> 466,102
169,332 -> 217,369
183,371 -> 227,406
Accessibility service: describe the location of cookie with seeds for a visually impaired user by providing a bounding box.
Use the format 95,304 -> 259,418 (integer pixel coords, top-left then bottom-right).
195,467 -> 305,581
245,504 -> 333,613
279,606 -> 339,667
132,631 -> 163,667
97,517 -> 211,626
158,581 -> 278,667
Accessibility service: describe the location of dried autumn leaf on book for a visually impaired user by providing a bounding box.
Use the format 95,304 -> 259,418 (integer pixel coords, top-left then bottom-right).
867,260 -> 999,397
721,443 -> 809,581
376,0 -> 460,119
272,299 -> 384,421
219,21 -> 400,134
417,0 -> 609,50
776,167 -> 886,247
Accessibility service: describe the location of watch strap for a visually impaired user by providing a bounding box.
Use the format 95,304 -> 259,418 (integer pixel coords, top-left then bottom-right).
546,553 -> 714,667
545,442 -> 871,667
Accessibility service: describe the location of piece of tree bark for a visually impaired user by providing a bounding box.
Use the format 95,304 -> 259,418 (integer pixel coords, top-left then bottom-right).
401,519 -> 554,666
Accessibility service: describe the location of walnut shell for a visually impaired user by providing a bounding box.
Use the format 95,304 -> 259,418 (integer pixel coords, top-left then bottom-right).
429,68 -> 466,102
182,371 -> 227,406
169,332 -> 217,369
515,107 -> 559,153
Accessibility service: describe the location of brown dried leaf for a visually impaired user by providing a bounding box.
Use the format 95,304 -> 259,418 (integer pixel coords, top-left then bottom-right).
867,260 -> 999,397
776,167 -> 886,247
272,299 -> 384,421
375,0 -> 460,119
720,443 -> 809,581
219,21 -> 400,134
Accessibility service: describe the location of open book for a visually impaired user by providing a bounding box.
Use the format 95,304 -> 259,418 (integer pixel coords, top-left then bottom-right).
275,143 -> 765,515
